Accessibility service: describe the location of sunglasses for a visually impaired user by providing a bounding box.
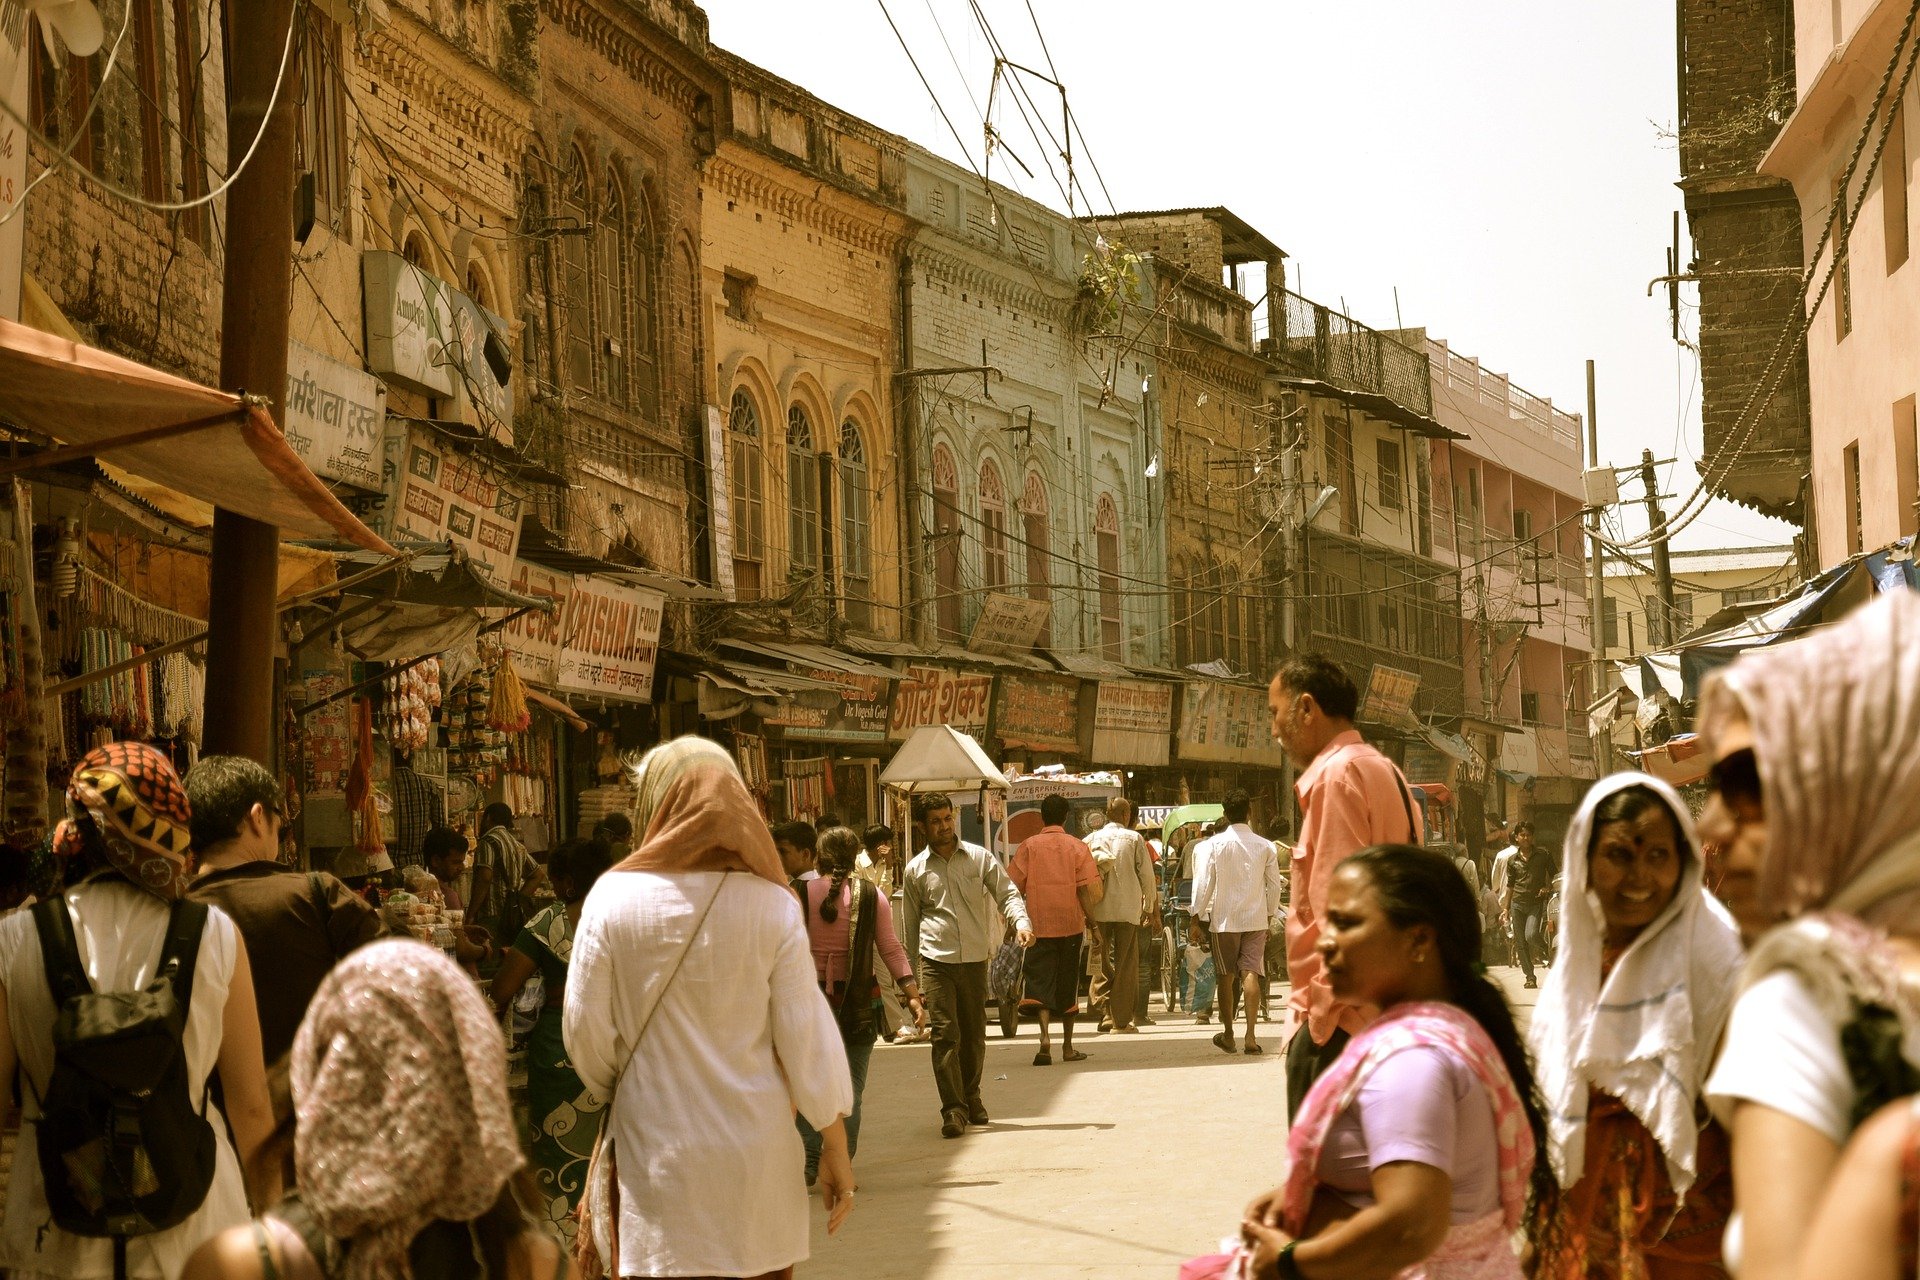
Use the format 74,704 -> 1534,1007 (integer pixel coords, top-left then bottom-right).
1706,748 -> 1762,810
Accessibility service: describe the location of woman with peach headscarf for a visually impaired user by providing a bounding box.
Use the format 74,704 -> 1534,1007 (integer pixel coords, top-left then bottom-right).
565,737 -> 854,1280
1693,591 -> 1920,1280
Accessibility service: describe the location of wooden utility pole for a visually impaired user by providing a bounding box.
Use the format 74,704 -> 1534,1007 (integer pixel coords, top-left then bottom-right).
1586,362 -> 1612,772
1640,448 -> 1678,646
204,0 -> 299,759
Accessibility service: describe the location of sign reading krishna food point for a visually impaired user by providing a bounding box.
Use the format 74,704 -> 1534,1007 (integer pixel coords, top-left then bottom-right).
554,576 -> 664,702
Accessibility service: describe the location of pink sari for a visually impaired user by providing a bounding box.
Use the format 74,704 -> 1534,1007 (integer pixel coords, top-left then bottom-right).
1283,1001 -> 1535,1280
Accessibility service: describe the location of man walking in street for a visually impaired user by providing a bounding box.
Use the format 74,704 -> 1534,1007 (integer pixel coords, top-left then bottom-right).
1487,820 -> 1524,962
1086,796 -> 1158,1034
184,756 -> 386,1077
1269,653 -> 1419,1117
1190,789 -> 1284,1056
1502,822 -> 1555,988
901,793 -> 1032,1138
471,802 -> 545,975
1009,793 -> 1102,1066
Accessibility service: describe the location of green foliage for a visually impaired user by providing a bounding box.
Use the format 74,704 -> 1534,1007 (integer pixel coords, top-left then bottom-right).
1074,238 -> 1141,337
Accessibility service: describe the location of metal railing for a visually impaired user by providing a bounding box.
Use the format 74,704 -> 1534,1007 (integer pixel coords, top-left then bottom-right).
1268,289 -> 1432,415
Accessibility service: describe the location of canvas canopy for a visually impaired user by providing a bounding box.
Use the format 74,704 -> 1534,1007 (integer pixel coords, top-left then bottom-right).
879,725 -> 1008,794
0,316 -> 392,552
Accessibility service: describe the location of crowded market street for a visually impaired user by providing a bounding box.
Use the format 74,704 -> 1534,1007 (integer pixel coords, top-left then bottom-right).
807,973 -> 1541,1279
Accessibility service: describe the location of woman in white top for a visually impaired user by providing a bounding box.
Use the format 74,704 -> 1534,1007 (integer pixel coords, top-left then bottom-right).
565,737 -> 855,1279
1695,591 -> 1920,1280
0,742 -> 275,1279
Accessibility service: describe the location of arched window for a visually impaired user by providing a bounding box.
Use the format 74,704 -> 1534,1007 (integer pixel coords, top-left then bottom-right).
978,460 -> 1007,591
1021,471 -> 1050,605
1095,495 -> 1123,660
787,406 -> 821,577
1205,563 -> 1229,663
1172,559 -> 1193,669
401,230 -> 431,269
626,189 -> 659,417
559,149 -> 593,391
728,389 -> 765,599
517,153 -> 547,384
598,176 -> 629,405
932,444 -> 962,640
1224,563 -> 1245,670
839,421 -> 871,622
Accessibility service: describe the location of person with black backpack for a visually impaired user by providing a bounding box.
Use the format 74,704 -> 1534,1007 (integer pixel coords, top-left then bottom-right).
0,742 -> 276,1280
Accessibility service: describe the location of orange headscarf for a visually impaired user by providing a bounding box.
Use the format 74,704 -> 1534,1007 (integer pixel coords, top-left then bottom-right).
616,736 -> 786,886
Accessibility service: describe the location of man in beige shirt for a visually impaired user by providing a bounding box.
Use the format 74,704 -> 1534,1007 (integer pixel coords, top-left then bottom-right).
1085,797 -> 1161,1034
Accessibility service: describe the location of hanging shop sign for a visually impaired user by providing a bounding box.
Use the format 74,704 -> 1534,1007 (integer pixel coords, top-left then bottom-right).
969,593 -> 1052,657
1176,682 -> 1286,767
888,665 -> 993,741
285,342 -> 386,490
1092,679 -> 1175,767
704,404 -> 737,600
361,249 -> 513,438
1358,664 -> 1421,725
555,576 -> 664,703
767,668 -> 893,743
498,559 -> 571,686
1401,744 -> 1452,786
390,431 -> 523,582
993,673 -> 1081,755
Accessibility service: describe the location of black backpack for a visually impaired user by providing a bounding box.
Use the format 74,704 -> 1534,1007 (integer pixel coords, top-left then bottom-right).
27,896 -> 216,1279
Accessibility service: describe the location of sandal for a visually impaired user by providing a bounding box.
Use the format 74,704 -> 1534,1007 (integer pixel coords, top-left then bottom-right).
1244,1042 -> 1264,1055
1062,1048 -> 1088,1062
1212,1031 -> 1236,1055
1032,1050 -> 1052,1066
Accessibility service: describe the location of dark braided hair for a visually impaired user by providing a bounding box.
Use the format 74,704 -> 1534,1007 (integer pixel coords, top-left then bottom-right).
1340,844 -> 1559,1244
816,826 -> 861,924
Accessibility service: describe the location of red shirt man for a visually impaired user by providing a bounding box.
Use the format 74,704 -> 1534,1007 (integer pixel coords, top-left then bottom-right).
1008,793 -> 1102,1064
1269,655 -> 1417,1115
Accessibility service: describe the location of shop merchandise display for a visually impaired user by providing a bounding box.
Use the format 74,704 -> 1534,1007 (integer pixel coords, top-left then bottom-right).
446,665 -> 508,786
376,658 -> 440,753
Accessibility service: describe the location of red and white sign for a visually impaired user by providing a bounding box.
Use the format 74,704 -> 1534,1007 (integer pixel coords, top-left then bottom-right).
555,576 -> 664,703
888,665 -> 993,740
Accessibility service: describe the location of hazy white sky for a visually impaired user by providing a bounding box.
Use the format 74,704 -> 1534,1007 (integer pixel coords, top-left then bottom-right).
709,0 -> 1800,552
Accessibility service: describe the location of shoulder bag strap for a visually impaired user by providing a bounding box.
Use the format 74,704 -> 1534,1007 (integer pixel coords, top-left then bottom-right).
31,896 -> 90,1007
159,898 -> 211,1024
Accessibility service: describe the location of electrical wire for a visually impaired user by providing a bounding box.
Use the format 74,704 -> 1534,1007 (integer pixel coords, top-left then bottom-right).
0,0 -> 305,224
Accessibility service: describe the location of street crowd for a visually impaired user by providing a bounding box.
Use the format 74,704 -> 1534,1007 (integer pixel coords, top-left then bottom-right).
0,592 -> 1915,1279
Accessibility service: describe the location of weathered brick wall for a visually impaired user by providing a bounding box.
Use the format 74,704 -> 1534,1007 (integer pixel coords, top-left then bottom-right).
1105,211 -> 1224,278
1679,0 -> 1811,521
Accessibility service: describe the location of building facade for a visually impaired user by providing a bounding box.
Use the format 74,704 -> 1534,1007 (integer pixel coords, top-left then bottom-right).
1677,0 -> 1812,524
1601,543 -> 1798,660
1757,0 -> 1920,566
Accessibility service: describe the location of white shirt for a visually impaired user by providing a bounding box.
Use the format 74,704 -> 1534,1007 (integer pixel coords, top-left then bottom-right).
1191,823 -> 1285,935
1085,822 -> 1156,924
0,879 -> 249,1280
1704,969 -> 1853,1143
1488,846 -> 1517,902
565,871 -> 853,1278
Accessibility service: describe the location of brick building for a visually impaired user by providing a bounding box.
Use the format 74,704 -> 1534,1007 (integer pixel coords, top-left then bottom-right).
1677,0 -> 1812,524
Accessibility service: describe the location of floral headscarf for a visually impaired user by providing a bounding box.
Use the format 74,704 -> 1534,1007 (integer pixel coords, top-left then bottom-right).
291,940 -> 525,1279
51,741 -> 194,900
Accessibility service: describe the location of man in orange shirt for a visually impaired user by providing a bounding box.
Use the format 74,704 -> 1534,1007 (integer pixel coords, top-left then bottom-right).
1009,793 -> 1103,1066
1269,653 -> 1419,1117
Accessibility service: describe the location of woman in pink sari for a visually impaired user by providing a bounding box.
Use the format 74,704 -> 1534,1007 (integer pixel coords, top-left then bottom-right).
1238,845 -> 1553,1280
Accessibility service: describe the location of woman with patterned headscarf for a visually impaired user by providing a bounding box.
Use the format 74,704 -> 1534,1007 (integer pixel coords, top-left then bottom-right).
183,939 -> 569,1280
565,736 -> 855,1280
1694,590 -> 1920,1280
0,743 -> 276,1279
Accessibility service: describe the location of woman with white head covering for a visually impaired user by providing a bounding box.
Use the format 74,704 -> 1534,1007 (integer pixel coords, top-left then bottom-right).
1693,590 -> 1920,1280
565,736 -> 854,1279
1529,773 -> 1743,1278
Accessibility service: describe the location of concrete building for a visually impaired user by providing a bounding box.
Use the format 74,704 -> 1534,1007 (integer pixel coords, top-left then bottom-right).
1601,543 -> 1799,660
1676,0 -> 1813,526
1425,339 -> 1596,835
1757,0 -> 1920,567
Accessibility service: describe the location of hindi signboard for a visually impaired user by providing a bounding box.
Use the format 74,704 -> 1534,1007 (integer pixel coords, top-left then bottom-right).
0,17 -> 27,321
704,403 -> 736,599
1091,679 -> 1175,766
390,432 -> 523,583
888,665 -> 993,741
285,342 -> 385,490
555,576 -> 663,703
969,593 -> 1051,657
766,668 -> 893,743
993,673 -> 1081,755
497,559 -> 570,687
1176,682 -> 1286,767
1358,664 -> 1421,725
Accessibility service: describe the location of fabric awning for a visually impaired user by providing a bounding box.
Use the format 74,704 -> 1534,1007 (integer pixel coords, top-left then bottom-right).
0,317 -> 393,552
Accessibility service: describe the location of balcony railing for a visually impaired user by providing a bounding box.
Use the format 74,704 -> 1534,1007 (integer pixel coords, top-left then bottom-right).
1267,289 -> 1432,415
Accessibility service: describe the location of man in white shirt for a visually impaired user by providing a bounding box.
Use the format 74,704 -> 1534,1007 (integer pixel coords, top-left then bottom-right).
1085,797 -> 1160,1034
1190,789 -> 1284,1056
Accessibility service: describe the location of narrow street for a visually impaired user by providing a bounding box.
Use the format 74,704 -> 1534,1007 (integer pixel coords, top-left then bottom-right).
808,970 -> 1540,1278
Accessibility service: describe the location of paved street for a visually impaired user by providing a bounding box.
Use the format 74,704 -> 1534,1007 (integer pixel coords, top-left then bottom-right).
806,969 -> 1539,1278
